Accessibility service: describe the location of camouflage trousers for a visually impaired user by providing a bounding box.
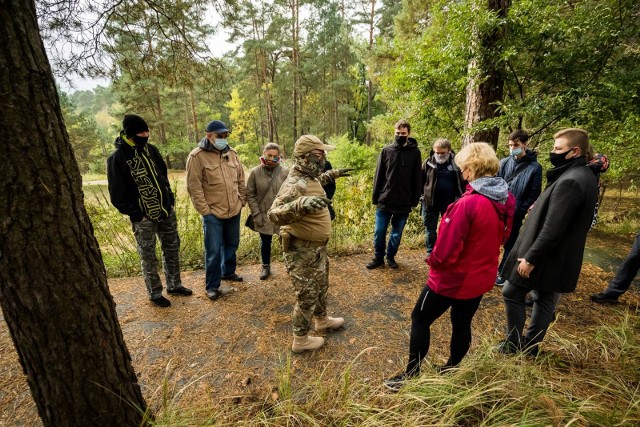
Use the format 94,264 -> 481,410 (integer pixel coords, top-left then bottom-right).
283,242 -> 329,336
132,210 -> 182,299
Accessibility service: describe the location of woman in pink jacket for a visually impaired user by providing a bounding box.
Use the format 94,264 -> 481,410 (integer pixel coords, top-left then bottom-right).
385,142 -> 515,390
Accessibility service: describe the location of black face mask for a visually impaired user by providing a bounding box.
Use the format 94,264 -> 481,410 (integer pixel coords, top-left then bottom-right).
549,149 -> 573,167
133,135 -> 149,147
395,135 -> 407,146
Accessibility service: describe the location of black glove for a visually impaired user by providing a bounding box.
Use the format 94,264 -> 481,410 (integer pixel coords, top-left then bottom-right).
336,168 -> 354,177
302,196 -> 332,213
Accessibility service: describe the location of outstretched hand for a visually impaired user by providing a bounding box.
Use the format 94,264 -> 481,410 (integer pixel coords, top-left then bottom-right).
336,168 -> 354,177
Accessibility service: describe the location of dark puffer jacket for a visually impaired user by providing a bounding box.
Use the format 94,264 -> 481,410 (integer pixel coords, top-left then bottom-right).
498,149 -> 542,216
372,138 -> 422,214
107,133 -> 175,223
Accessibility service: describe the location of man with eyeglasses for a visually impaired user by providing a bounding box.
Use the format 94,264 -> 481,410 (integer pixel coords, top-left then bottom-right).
107,114 -> 192,308
186,120 -> 246,301
367,119 -> 422,269
268,135 -> 352,353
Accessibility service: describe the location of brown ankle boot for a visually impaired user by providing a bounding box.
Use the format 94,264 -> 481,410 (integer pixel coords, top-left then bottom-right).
314,316 -> 345,332
291,334 -> 325,353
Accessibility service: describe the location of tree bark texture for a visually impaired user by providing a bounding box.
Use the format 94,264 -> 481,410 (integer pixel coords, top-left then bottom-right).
0,1 -> 148,425
463,0 -> 511,149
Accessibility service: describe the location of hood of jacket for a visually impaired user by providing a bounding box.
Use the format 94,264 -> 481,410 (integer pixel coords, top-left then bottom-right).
521,148 -> 538,163
198,136 -> 230,153
469,176 -> 510,203
114,131 -> 137,150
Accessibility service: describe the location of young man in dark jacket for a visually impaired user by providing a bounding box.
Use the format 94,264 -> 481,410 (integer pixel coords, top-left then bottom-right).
421,138 -> 465,257
495,130 -> 542,285
498,128 -> 598,356
367,119 -> 422,269
107,115 -> 192,308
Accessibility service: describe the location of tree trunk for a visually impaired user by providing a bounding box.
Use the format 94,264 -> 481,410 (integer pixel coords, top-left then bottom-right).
462,0 -> 511,149
0,1 -> 148,426
290,0 -> 300,142
365,0 -> 375,145
189,86 -> 199,139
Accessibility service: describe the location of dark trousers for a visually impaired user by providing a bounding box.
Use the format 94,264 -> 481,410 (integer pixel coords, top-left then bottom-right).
502,281 -> 560,349
406,286 -> 483,374
498,212 -> 525,274
260,233 -> 273,265
373,209 -> 409,259
203,213 -> 240,292
422,203 -> 447,254
605,232 -> 640,297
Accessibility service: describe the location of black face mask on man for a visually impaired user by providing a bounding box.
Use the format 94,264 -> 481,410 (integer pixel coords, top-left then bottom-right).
133,135 -> 149,147
549,149 -> 574,167
395,135 -> 407,146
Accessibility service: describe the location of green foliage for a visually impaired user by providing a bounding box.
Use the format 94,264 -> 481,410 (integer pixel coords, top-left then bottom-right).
59,92 -> 110,173
327,134 -> 380,172
378,0 -> 640,180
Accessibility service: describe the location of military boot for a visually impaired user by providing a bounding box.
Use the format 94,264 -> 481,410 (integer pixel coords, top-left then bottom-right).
314,316 -> 344,332
291,334 -> 325,353
259,264 -> 271,280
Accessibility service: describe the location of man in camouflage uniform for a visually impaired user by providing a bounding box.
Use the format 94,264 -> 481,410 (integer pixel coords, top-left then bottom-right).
268,135 -> 353,352
107,114 -> 192,308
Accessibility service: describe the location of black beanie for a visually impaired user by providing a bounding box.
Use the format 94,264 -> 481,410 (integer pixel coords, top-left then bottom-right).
122,114 -> 149,136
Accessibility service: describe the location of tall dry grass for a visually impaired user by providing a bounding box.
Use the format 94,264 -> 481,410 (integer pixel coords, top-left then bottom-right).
83,172 -> 426,277
147,312 -> 640,426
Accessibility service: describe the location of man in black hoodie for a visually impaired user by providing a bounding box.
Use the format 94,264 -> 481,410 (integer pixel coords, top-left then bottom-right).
107,115 -> 192,308
367,119 -> 422,269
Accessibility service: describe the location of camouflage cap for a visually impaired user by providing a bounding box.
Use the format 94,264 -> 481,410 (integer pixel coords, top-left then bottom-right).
293,135 -> 336,157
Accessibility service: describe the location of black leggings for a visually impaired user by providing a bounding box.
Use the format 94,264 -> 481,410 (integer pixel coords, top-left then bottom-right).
406,286 -> 482,374
260,233 -> 273,265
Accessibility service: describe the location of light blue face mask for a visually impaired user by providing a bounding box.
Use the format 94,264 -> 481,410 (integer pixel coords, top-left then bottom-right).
510,147 -> 523,157
213,138 -> 228,150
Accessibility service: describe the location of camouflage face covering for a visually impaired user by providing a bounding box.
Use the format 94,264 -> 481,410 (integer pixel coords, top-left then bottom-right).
295,156 -> 324,177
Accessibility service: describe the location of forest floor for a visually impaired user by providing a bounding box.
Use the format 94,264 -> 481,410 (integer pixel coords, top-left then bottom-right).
1,235 -> 639,426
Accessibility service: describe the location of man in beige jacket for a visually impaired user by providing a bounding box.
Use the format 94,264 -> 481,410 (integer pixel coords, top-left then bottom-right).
186,120 -> 246,300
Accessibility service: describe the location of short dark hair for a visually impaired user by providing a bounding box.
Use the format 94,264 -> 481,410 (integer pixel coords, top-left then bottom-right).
395,119 -> 411,133
508,130 -> 529,144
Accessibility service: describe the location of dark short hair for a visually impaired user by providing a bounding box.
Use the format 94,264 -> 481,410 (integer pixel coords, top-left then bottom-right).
508,130 -> 529,144
395,119 -> 411,133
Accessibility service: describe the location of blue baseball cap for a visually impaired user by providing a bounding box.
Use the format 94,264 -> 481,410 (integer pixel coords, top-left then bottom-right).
206,120 -> 229,133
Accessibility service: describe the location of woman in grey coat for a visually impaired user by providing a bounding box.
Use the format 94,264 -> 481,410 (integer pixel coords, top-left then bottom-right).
246,143 -> 289,279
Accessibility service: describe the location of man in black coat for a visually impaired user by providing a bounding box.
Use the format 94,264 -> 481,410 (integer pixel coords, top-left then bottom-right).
498,128 -> 598,355
107,114 -> 192,308
367,119 -> 422,269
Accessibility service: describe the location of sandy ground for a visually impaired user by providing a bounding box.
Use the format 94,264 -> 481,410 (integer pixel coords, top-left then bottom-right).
1,245 -> 639,426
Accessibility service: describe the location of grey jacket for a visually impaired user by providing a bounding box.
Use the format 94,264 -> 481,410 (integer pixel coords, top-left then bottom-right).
246,164 -> 289,235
